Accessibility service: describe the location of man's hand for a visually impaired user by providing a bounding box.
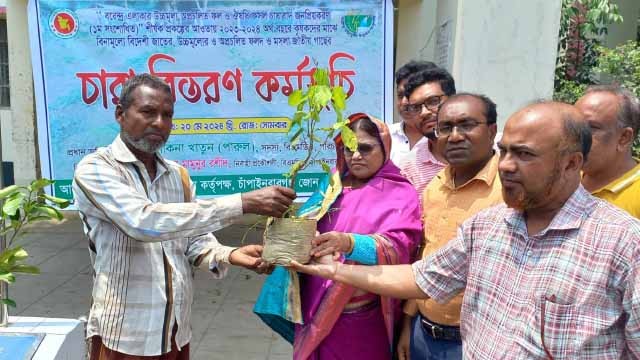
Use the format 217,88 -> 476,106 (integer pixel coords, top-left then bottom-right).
241,186 -> 296,217
289,253 -> 340,279
397,315 -> 413,360
310,231 -> 352,257
229,245 -> 273,274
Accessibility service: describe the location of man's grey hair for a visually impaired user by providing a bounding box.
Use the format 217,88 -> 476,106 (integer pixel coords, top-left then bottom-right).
585,85 -> 640,136
118,73 -> 173,111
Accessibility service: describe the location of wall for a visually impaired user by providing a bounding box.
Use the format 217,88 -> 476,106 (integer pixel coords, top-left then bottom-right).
450,0 -> 562,128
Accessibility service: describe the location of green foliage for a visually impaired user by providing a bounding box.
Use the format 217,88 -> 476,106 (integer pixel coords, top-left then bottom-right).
553,79 -> 588,103
284,67 -> 354,188
0,179 -> 69,306
555,0 -> 623,86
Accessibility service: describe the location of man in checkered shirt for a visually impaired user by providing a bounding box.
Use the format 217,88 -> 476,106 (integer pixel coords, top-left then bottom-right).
294,101 -> 640,359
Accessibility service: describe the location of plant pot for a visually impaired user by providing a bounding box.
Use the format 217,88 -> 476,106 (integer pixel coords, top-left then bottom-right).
262,217 -> 317,265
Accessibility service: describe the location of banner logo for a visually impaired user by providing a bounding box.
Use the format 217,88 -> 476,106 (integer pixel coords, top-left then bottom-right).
342,14 -> 375,37
49,10 -> 78,38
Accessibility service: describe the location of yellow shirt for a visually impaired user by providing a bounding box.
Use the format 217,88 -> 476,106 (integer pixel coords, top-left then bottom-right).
591,161 -> 640,219
404,154 -> 503,326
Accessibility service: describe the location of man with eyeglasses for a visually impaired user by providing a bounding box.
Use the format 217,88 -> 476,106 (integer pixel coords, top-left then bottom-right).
390,60 -> 437,164
398,93 -> 503,360
576,85 -> 640,218
398,68 -> 454,197
291,101 -> 640,359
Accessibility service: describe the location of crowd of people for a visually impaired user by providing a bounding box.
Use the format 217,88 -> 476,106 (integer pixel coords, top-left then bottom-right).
73,60 -> 640,360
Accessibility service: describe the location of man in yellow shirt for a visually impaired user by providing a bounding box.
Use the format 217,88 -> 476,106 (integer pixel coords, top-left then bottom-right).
576,85 -> 640,218
397,93 -> 503,359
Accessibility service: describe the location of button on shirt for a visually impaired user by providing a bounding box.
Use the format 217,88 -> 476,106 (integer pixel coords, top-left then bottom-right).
412,185 -> 640,358
404,154 -> 502,326
399,139 -> 446,197
389,121 -> 429,165
590,160 -> 640,218
73,135 -> 243,356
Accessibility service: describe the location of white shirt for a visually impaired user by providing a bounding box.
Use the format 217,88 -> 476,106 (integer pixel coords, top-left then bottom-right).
73,135 -> 243,356
389,121 -> 428,165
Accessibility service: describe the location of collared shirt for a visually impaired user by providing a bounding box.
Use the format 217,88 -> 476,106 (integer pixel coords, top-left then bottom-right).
389,121 -> 429,165
590,161 -> 640,218
412,185 -> 640,359
73,135 -> 243,356
399,139 -> 446,197
404,153 -> 502,326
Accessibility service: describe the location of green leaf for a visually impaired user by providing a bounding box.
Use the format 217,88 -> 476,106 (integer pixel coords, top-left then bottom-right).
11,264 -> 40,275
29,178 -> 54,192
42,194 -> 70,209
3,195 -> 25,217
0,273 -> 15,284
321,161 -> 331,174
0,246 -> 28,265
29,204 -> 63,221
0,185 -> 19,200
313,68 -> 330,86
331,86 -> 347,110
284,160 -> 305,179
0,298 -> 16,307
340,126 -> 358,152
289,127 -> 304,145
312,86 -> 332,108
288,90 -> 306,107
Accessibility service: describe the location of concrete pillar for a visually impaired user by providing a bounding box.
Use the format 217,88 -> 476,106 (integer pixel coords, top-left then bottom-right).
6,0 -> 37,185
441,0 -> 562,128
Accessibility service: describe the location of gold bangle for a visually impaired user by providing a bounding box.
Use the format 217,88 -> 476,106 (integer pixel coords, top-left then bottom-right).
346,233 -> 355,254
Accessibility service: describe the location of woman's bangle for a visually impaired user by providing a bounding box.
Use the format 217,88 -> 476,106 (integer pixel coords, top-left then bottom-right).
346,233 -> 355,255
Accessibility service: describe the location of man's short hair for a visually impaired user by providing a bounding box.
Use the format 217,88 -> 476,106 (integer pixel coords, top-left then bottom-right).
118,74 -> 173,111
440,93 -> 497,125
403,68 -> 456,99
394,60 -> 437,86
584,84 -> 640,136
562,107 -> 592,162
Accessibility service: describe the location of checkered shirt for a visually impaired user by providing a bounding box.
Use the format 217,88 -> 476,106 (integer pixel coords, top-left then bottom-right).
413,185 -> 640,359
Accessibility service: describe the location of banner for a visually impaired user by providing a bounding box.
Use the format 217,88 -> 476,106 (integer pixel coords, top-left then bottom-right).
28,0 -> 393,200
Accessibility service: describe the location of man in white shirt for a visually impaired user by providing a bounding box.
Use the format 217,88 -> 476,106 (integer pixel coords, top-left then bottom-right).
390,60 -> 436,164
74,74 -> 296,359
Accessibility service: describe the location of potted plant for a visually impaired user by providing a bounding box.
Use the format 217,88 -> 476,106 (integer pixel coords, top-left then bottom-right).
261,67 -> 356,265
0,179 -> 70,325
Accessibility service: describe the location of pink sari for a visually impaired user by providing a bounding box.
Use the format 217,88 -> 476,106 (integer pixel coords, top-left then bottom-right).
293,114 -> 423,359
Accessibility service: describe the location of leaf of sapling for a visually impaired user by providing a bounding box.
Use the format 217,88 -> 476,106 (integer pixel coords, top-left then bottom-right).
288,90 -> 306,107
11,264 -> 40,275
31,204 -> 63,221
332,86 -> 347,110
0,273 -> 15,284
42,194 -> 70,209
321,161 -> 332,174
0,298 -> 16,307
313,86 -> 332,108
313,68 -> 330,86
28,178 -> 54,192
289,127 -> 304,145
0,185 -> 19,200
340,126 -> 358,152
3,195 -> 25,217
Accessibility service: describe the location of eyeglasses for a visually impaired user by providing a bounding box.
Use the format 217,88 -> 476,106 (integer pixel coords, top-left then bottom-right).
401,95 -> 445,115
435,120 -> 487,137
344,142 -> 380,156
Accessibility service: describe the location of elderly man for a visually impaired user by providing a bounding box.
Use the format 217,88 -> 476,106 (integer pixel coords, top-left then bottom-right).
576,85 -> 640,217
390,60 -> 437,164
294,101 -> 640,359
74,74 -> 296,359
398,93 -> 503,360
398,68 -> 455,195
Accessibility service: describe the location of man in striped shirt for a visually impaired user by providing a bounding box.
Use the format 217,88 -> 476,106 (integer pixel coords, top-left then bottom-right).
398,68 -> 454,197
294,101 -> 640,359
74,74 -> 296,359
576,85 -> 640,218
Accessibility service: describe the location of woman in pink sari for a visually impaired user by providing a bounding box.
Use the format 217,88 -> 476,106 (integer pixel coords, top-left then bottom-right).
291,113 -> 423,359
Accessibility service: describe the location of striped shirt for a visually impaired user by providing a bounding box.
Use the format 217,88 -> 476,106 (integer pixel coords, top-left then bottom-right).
413,185 -> 640,359
73,135 -> 243,356
399,139 -> 445,197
